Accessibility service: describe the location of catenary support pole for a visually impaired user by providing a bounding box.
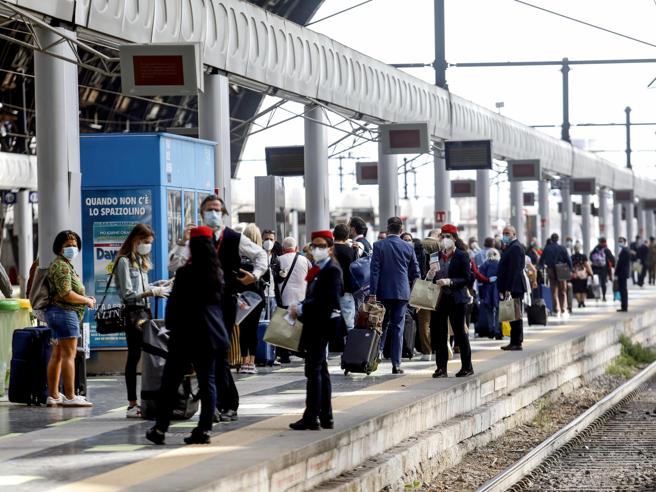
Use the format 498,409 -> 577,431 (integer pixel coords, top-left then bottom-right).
378,137 -> 399,228
34,26 -> 82,269
561,179 -> 572,240
15,190 -> 33,297
434,149 -> 450,227
538,179 -> 550,244
199,72 -> 232,223
476,169 -> 490,242
304,105 -> 330,232
433,0 -> 450,227
598,187 -> 608,240
581,194 -> 591,255
510,180 -> 524,243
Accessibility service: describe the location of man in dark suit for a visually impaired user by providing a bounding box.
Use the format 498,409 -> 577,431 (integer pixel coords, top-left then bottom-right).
538,233 -> 572,317
615,236 -> 631,312
288,230 -> 343,430
497,226 -> 527,350
369,217 -> 420,374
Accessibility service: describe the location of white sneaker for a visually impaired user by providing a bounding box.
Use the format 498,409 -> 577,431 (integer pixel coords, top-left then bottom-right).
46,395 -> 63,407
420,354 -> 433,362
126,405 -> 142,418
562,311 -> 570,319
61,395 -> 94,407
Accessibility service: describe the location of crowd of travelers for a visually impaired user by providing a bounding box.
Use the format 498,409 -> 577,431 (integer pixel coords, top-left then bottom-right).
34,196 -> 649,443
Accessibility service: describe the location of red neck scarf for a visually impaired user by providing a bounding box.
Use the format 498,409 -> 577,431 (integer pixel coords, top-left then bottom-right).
306,265 -> 321,282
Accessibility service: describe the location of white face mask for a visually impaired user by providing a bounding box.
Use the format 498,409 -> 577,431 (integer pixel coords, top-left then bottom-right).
203,210 -> 222,229
312,247 -> 329,262
440,238 -> 455,251
137,243 -> 152,256
263,239 -> 274,252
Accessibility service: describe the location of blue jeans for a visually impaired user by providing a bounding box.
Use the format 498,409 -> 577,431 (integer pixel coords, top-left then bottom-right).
379,299 -> 408,367
45,306 -> 80,340
339,293 -> 356,331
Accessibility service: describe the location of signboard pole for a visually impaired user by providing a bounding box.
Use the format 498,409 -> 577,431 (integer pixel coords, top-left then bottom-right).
598,187 -> 608,241
434,149 -> 450,227
581,194 -> 592,255
561,178 -> 573,241
510,181 -> 524,243
304,105 -> 329,231
538,179 -> 550,245
476,169 -> 490,241
199,72 -> 232,223
378,135 -> 398,226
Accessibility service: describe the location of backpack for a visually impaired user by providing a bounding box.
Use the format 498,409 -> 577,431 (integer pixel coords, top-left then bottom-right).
591,250 -> 606,268
349,252 -> 371,295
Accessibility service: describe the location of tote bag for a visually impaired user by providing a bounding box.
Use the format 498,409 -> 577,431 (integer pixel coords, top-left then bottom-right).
263,307 -> 304,352
409,279 -> 441,310
499,298 -> 520,322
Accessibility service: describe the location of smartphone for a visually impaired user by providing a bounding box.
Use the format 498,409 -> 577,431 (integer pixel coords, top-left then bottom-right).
429,252 -> 440,264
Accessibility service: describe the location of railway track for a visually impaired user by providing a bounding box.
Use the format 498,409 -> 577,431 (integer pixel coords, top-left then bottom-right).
476,361 -> 656,492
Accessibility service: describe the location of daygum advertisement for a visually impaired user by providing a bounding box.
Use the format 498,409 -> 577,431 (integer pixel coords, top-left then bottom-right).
82,189 -> 153,349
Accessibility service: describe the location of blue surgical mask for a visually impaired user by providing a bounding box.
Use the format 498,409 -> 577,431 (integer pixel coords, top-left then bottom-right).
62,246 -> 79,261
501,235 -> 511,244
204,210 -> 222,229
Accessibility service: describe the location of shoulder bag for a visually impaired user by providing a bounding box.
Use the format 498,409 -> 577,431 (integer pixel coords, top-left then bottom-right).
263,307 -> 304,352
409,279 -> 441,311
95,260 -> 127,334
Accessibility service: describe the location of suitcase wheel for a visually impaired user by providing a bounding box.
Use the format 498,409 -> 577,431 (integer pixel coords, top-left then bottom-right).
366,371 -> 371,375
343,370 -> 349,376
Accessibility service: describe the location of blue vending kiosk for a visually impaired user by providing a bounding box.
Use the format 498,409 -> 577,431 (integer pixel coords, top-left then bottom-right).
80,133 -> 215,353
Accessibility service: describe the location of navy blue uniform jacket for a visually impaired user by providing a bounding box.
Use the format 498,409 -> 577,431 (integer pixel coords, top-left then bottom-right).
497,239 -> 527,297
615,246 -> 631,280
436,248 -> 473,304
300,259 -> 343,345
369,235 -> 420,301
539,242 -> 572,269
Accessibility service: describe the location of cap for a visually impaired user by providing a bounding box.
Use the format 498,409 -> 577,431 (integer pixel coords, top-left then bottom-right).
441,224 -> 458,235
311,230 -> 334,245
190,226 -> 214,239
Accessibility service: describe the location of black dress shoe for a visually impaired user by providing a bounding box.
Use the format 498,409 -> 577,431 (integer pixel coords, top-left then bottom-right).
495,334 -> 504,340
184,428 -> 211,445
456,367 -> 474,377
392,366 -> 404,374
146,427 -> 165,445
432,368 -> 448,378
289,418 -> 321,431
320,419 -> 334,429
617,309 -> 628,312
501,344 -> 523,351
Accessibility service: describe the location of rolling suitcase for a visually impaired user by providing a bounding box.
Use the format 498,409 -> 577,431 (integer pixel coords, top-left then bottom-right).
341,328 -> 380,375
382,309 -> 416,359
526,299 -> 548,326
8,326 -> 52,405
539,284 -> 554,313
255,320 -> 276,366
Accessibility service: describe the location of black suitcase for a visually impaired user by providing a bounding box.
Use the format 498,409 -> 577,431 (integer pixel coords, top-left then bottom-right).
8,326 -> 52,405
526,300 -> 548,326
382,309 -> 416,359
341,328 -> 380,375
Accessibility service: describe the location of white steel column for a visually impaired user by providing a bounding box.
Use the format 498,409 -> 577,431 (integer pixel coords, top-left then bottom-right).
636,200 -> 645,238
34,26 -> 82,268
378,137 -> 399,226
612,200 -> 622,250
433,146 -> 450,227
15,190 -> 33,297
199,72 -> 232,223
304,105 -> 329,232
561,178 -> 572,240
646,209 -> 655,239
581,194 -> 591,255
538,179 -> 550,244
510,180 -> 524,243
598,187 -> 609,239
476,169 -> 490,242
626,202 -> 634,243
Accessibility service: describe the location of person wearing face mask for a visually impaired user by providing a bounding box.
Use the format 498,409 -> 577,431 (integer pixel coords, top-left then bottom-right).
615,237 -> 631,312
45,230 -> 95,407
288,230 -> 343,430
115,223 -> 169,417
497,226 -> 527,350
262,229 -> 284,258
427,224 -> 474,378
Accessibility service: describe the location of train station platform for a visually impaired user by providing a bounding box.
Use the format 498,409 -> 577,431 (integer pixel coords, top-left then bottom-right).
1,285 -> 656,492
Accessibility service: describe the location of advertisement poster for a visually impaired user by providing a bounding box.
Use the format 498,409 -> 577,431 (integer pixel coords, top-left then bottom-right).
82,189 -> 153,349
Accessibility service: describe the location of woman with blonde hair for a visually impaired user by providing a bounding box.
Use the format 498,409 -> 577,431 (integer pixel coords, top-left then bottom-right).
115,223 -> 169,417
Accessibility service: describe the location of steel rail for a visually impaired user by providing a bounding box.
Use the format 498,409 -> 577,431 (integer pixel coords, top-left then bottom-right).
476,360 -> 656,492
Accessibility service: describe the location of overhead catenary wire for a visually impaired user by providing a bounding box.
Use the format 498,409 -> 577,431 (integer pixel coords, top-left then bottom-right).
306,0 -> 374,27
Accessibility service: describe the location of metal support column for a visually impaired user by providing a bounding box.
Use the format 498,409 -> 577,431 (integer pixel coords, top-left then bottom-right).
626,202 -> 634,243
434,150 -> 450,227
510,180 -> 524,244
15,190 -> 33,297
199,72 -> 232,223
34,26 -> 82,268
304,105 -> 330,232
581,194 -> 591,255
612,200 -> 622,248
561,58 -> 571,143
561,179 -> 572,240
378,138 -> 399,227
646,209 -> 655,239
598,187 -> 609,239
636,200 -> 645,238
538,179 -> 550,244
476,169 -> 490,241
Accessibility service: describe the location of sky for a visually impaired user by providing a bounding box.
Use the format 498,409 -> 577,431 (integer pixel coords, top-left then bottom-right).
232,0 -> 656,233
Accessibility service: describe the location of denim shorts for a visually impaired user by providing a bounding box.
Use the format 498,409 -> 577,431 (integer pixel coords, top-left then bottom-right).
46,306 -> 80,340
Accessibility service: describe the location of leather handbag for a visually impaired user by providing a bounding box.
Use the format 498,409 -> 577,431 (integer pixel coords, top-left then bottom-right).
263,307 -> 304,352
94,265 -> 127,334
499,297 -> 520,322
409,279 -> 441,310
555,262 -> 572,282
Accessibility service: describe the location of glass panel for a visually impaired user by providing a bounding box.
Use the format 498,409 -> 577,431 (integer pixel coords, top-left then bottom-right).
167,189 -> 183,252
197,192 -> 209,223
184,191 -> 195,227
